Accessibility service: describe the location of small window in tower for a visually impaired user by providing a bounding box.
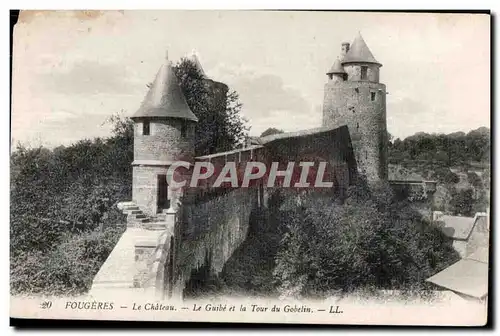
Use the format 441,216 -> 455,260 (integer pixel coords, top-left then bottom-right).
360,66 -> 368,80
143,121 -> 150,135
356,123 -> 359,130
181,122 -> 187,138
371,92 -> 376,101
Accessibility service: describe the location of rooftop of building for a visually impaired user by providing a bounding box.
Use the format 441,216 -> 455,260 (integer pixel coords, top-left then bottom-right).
187,50 -> 207,78
132,52 -> 198,122
327,58 -> 346,75
341,32 -> 381,66
426,247 -> 489,299
434,212 -> 488,240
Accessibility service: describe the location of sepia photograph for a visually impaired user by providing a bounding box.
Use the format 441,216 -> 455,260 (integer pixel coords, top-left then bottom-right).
9,10 -> 491,326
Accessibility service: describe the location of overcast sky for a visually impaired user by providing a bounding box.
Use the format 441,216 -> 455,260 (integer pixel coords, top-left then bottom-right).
12,10 -> 490,147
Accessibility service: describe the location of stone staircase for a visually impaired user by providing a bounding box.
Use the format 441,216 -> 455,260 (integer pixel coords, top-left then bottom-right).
117,202 -> 172,230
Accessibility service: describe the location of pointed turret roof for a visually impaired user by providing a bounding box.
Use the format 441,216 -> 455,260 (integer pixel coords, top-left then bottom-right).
326,58 -> 346,75
188,50 -> 207,78
132,51 -> 198,122
342,32 -> 381,66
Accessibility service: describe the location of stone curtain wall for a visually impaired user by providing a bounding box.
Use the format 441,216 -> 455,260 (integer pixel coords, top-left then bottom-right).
176,187 -> 257,290
262,125 -> 356,193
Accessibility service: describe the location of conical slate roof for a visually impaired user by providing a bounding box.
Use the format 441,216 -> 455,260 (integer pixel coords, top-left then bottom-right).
326,58 -> 346,75
188,50 -> 207,78
132,54 -> 198,122
342,32 -> 381,66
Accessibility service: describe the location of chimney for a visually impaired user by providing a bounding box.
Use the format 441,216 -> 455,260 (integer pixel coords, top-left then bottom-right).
341,42 -> 350,57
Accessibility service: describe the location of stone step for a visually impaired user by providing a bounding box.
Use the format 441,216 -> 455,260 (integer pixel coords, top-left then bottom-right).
123,206 -> 140,211
143,222 -> 167,230
134,213 -> 147,219
127,209 -> 143,214
117,201 -> 136,210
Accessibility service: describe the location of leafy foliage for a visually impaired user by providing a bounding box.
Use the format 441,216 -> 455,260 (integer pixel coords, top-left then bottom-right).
449,188 -> 475,217
260,128 -> 284,137
10,119 -> 131,295
467,172 -> 482,188
11,226 -> 124,296
273,182 -> 460,299
389,127 -> 490,167
432,167 -> 459,185
161,58 -> 249,156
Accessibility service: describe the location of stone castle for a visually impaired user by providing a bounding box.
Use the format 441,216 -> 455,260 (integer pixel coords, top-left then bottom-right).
90,33 -> 432,300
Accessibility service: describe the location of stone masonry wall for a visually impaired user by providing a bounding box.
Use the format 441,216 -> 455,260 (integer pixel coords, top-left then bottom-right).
343,63 -> 380,82
323,80 -> 387,181
134,118 -> 195,163
262,125 -> 356,192
132,165 -> 170,216
177,187 -> 256,285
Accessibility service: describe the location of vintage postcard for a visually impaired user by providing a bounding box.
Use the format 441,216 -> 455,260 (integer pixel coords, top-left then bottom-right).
10,10 -> 491,326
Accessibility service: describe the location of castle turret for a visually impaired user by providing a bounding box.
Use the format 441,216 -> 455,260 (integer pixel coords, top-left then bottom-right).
326,58 -> 347,82
322,33 -> 387,182
187,50 -> 207,78
131,51 -> 197,216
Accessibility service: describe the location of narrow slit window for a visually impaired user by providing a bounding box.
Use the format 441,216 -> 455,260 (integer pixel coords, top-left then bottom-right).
371,92 -> 376,101
143,121 -> 150,135
360,66 -> 368,80
181,123 -> 187,138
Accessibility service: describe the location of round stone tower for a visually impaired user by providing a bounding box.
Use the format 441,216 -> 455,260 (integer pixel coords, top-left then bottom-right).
131,51 -> 198,216
322,33 -> 388,182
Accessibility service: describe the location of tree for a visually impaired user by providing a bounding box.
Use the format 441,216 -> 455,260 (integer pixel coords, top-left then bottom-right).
260,128 -> 284,138
173,58 -> 249,155
433,168 -> 459,185
467,172 -> 482,189
449,188 -> 474,217
273,183 -> 459,299
388,127 -> 490,169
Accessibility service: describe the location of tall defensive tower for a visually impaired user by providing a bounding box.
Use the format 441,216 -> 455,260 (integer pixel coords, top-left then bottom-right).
131,51 -> 198,216
322,33 -> 388,182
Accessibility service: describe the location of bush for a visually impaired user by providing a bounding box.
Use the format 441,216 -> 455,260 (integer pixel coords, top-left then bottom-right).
11,226 -> 124,296
433,168 -> 459,185
449,188 -> 475,217
273,182 -> 459,299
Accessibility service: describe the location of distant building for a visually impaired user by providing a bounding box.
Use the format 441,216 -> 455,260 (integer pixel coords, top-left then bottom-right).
426,246 -> 488,302
432,211 -> 489,258
425,210 -> 489,302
